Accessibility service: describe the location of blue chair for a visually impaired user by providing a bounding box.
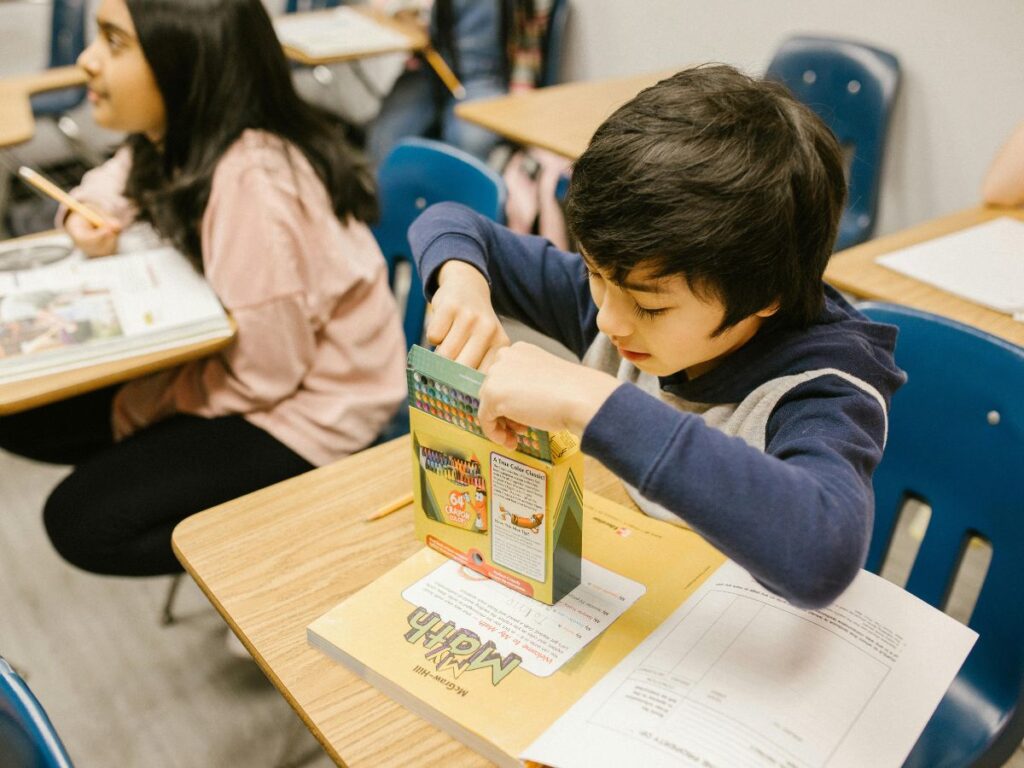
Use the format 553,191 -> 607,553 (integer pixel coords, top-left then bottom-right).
765,36 -> 900,251
539,0 -> 570,88
373,136 -> 506,350
370,137 -> 505,442
858,302 -> 1024,768
28,0 -> 87,118
0,657 -> 74,768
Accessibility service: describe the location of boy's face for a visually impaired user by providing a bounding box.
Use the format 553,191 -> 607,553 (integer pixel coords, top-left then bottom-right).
79,0 -> 167,142
583,255 -> 776,379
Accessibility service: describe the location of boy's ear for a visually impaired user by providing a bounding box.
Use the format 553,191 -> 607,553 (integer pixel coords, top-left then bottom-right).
755,299 -> 782,319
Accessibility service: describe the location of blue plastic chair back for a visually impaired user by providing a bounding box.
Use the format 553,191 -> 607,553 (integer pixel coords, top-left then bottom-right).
0,657 -> 74,768
285,0 -> 341,13
30,0 -> 87,116
538,0 -> 570,88
858,303 -> 1024,768
372,137 -> 506,350
766,36 -> 900,251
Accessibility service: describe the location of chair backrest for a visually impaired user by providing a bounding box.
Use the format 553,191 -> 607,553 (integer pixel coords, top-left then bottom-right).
858,302 -> 1024,768
538,0 -> 570,88
30,0 -> 87,116
765,35 -> 900,251
0,657 -> 74,768
372,137 -> 506,350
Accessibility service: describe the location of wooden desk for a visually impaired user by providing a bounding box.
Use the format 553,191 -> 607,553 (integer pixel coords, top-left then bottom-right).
824,205 -> 1024,348
454,70 -> 676,159
0,66 -> 87,148
173,436 -> 635,767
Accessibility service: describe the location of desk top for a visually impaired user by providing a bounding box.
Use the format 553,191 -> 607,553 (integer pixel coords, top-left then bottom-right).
824,205 -> 1024,347
173,436 -> 636,767
455,70 -> 676,159
0,66 -> 87,149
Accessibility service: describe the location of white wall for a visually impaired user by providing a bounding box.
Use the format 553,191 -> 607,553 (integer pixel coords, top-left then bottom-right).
559,0 -> 1024,236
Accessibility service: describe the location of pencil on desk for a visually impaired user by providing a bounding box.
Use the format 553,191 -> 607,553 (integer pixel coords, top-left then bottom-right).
366,491 -> 414,521
17,166 -> 116,229
422,47 -> 466,100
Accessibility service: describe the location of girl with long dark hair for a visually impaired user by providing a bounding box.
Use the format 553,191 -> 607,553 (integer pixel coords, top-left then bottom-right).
0,0 -> 407,577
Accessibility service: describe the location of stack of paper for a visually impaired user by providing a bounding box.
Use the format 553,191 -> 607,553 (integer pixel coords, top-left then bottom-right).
274,6 -> 411,59
876,216 -> 1024,319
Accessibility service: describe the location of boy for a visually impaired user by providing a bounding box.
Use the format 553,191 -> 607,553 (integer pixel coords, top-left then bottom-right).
409,64 -> 905,609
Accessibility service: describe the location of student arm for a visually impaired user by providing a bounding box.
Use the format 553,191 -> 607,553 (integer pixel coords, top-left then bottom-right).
410,202 -> 598,358
57,145 -> 135,256
582,376 -> 885,609
982,121 -> 1024,207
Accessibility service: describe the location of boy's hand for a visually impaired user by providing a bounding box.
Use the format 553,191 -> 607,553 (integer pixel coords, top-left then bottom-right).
477,342 -> 621,447
427,260 -> 510,370
65,210 -> 120,257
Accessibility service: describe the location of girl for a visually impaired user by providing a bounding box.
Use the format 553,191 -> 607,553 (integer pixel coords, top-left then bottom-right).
0,0 -> 407,577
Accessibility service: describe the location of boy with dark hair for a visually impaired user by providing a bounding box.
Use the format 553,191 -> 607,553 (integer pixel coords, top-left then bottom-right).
409,64 -> 905,609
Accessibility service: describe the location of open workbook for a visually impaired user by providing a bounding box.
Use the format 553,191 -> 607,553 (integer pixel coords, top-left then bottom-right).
0,234 -> 232,385
308,493 -> 977,768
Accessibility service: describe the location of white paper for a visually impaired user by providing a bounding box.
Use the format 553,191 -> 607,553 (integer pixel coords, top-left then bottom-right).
401,558 -> 646,677
523,561 -> 977,768
274,6 -> 410,58
876,216 -> 1024,316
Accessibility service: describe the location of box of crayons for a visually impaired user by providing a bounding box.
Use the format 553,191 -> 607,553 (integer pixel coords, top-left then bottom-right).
407,345 -> 583,604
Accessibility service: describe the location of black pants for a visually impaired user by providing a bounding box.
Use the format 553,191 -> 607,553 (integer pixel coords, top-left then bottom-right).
0,387 -> 313,576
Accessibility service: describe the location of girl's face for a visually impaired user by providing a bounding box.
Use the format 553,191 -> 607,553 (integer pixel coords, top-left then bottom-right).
78,0 -> 166,140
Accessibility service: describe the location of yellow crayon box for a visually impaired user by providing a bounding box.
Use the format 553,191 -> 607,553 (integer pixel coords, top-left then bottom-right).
407,345 -> 583,604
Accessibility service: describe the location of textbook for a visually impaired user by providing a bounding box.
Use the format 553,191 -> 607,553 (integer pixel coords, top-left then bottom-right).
876,216 -> 1024,319
0,239 -> 232,384
308,493 -> 977,768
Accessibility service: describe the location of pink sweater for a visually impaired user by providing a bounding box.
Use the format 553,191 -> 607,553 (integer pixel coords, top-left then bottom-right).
65,130 -> 407,466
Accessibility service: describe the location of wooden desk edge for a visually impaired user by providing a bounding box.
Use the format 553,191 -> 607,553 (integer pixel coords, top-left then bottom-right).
281,5 -> 428,66
0,320 -> 236,415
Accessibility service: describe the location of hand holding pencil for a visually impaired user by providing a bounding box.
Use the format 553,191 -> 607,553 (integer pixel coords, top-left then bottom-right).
17,166 -> 121,258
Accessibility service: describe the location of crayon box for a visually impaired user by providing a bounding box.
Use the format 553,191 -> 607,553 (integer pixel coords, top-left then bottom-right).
407,345 -> 583,604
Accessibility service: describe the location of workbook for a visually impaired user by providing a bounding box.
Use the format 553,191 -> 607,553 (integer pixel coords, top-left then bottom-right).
308,493 -> 977,768
876,216 -> 1024,319
0,239 -> 232,384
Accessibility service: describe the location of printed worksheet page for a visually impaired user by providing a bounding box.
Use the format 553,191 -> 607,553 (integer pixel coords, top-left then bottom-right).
523,561 -> 976,768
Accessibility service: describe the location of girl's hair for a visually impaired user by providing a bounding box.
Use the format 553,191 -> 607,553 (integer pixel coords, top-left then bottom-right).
122,0 -> 378,268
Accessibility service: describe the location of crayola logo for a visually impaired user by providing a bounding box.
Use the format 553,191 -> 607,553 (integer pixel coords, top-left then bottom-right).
405,607 -> 522,686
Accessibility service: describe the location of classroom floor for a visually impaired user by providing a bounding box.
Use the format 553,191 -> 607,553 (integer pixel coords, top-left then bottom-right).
2,443 -> 1023,768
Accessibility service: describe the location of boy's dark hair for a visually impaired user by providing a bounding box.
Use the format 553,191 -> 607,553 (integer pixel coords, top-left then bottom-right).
565,64 -> 846,333
122,0 -> 378,270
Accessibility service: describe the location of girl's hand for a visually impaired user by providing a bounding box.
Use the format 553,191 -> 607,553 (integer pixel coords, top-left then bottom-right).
427,260 -> 510,371
65,210 -> 120,257
477,342 -> 621,446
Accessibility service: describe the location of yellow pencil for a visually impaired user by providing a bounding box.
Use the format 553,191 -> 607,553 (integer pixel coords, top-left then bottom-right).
365,491 -> 414,521
17,166 -> 116,229
422,47 -> 467,100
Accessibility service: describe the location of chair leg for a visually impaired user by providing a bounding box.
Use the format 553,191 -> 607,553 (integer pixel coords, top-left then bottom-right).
161,573 -> 184,626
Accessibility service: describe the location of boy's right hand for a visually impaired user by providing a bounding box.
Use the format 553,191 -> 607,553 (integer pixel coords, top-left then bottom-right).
426,260 -> 510,371
65,210 -> 120,257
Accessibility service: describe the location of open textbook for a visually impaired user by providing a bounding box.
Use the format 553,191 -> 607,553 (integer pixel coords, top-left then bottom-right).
0,234 -> 232,384
308,493 -> 976,768
876,216 -> 1024,319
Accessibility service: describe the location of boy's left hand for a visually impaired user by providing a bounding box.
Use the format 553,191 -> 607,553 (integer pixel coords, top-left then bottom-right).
477,342 -> 621,447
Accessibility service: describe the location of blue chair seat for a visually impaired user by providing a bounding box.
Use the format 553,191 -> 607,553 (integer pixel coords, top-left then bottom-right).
1,656 -> 74,768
